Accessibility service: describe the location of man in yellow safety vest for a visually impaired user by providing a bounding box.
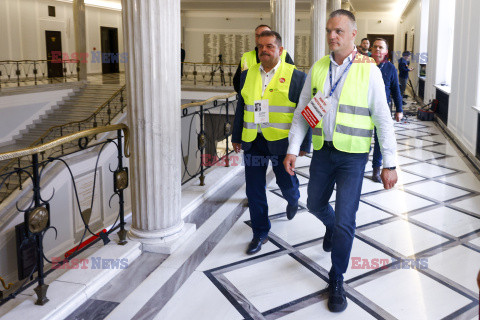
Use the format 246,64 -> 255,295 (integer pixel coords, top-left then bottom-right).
284,10 -> 398,313
232,30 -> 311,255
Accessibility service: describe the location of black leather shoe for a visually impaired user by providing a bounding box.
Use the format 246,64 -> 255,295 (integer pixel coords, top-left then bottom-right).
286,202 -> 299,220
372,167 -> 382,183
328,278 -> 348,312
246,237 -> 268,255
323,228 -> 333,252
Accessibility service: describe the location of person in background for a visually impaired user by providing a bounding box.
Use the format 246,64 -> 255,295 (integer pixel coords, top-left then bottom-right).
358,38 -> 371,56
232,25 -> 295,93
398,51 -> 414,103
370,38 -> 404,182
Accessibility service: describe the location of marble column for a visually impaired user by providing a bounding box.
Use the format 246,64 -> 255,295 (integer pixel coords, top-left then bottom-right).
73,0 -> 87,80
121,0 -> 194,253
270,0 -> 296,59
310,0 -> 327,64
330,0 -> 342,12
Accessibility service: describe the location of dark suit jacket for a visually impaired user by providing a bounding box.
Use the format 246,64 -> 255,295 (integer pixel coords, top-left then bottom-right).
232,66 -> 312,155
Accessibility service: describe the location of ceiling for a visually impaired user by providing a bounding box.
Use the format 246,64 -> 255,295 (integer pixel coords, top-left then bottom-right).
349,0 -> 409,12
86,0 -> 410,14
180,0 -> 409,13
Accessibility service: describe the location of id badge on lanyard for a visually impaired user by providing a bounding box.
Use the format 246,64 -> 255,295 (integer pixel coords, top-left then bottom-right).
254,99 -> 269,124
301,91 -> 331,129
301,54 -> 355,128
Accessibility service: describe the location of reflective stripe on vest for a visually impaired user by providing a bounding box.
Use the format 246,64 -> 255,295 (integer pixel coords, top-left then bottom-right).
310,54 -> 375,153
240,50 -> 288,71
240,62 -> 296,142
243,122 -> 292,130
244,105 -> 295,113
312,127 -> 323,136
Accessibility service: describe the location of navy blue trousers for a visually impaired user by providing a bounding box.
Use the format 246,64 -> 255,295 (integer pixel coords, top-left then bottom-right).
244,134 -> 300,239
372,128 -> 382,168
307,145 -> 368,281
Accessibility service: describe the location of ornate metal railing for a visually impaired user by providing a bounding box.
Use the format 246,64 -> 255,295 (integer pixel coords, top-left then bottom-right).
181,61 -> 310,87
0,85 -> 127,204
0,59 -> 80,88
181,92 -> 238,185
0,124 -> 130,306
181,62 -> 237,87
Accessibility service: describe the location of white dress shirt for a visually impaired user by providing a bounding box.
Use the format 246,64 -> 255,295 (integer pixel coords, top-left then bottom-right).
287,49 -> 397,167
259,59 -> 281,94
257,59 -> 282,132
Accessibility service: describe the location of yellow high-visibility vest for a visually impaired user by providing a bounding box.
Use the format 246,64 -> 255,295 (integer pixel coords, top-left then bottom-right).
310,54 -> 375,153
241,62 -> 296,142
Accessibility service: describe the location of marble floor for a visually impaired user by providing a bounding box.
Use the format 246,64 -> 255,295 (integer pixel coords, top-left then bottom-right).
67,116 -> 480,320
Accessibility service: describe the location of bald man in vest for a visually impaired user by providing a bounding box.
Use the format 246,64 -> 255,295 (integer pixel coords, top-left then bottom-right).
232,30 -> 311,255
232,25 -> 295,93
284,10 -> 398,312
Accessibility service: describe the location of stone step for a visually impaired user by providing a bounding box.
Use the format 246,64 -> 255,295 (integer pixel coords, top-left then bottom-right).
5,81 -> 125,161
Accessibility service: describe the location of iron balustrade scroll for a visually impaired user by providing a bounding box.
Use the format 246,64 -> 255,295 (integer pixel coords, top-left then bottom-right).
181,92 -> 238,185
0,59 -> 80,88
180,61 -> 311,87
181,62 -> 236,87
0,124 -> 130,306
0,85 -> 127,204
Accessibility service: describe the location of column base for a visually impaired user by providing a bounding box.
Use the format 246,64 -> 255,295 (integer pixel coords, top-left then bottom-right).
127,223 -> 196,254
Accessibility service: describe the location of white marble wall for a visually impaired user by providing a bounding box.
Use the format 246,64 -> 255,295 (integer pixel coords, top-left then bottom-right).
447,0 -> 480,155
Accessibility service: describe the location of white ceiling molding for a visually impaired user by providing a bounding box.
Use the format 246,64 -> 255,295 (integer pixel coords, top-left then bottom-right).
53,0 -> 122,11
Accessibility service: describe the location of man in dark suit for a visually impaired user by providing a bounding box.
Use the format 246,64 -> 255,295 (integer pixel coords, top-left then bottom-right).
232,31 -> 311,254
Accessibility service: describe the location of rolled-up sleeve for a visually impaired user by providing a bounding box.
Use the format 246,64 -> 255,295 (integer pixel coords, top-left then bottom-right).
369,66 -> 397,167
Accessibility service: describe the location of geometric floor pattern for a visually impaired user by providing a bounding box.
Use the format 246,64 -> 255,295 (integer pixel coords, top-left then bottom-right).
155,118 -> 480,319
65,117 -> 480,320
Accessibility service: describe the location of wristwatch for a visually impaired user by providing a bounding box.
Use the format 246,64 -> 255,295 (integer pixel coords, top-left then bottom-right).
384,166 -> 396,170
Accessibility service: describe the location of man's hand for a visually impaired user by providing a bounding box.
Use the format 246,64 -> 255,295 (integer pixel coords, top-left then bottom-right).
381,169 -> 398,190
299,151 -> 307,157
232,143 -> 242,153
283,154 -> 297,176
395,112 -> 404,122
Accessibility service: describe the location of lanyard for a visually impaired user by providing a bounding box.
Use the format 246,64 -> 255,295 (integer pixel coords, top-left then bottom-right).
328,53 -> 356,98
378,62 -> 385,70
